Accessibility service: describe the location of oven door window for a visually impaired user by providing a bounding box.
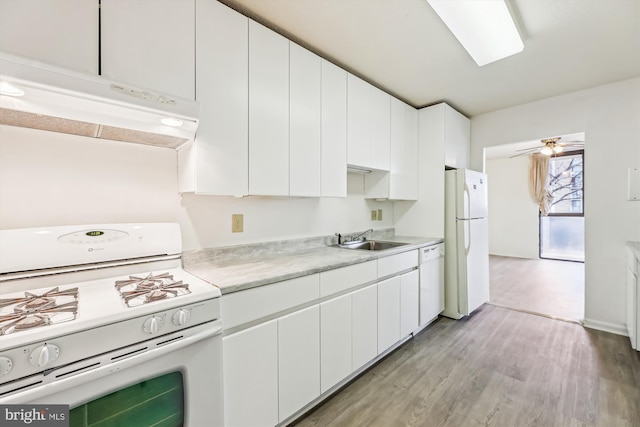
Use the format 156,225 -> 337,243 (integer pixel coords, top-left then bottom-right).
69,371 -> 184,427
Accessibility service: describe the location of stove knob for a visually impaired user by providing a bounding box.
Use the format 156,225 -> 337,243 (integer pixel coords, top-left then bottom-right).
0,357 -> 12,376
29,344 -> 60,368
172,309 -> 191,326
143,316 -> 164,334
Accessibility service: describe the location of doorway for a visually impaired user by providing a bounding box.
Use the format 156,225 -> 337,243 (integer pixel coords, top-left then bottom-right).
484,134 -> 585,322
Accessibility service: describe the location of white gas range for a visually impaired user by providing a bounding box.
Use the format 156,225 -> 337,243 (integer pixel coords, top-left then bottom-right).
0,223 -> 223,426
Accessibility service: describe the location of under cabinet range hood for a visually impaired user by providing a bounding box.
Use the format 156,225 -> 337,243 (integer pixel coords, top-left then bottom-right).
0,53 -> 198,149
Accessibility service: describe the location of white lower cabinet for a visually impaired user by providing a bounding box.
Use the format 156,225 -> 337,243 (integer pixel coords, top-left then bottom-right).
378,276 -> 401,353
400,269 -> 420,337
320,294 -> 352,393
352,283 -> 378,370
223,320 -> 278,427
278,306 -> 320,422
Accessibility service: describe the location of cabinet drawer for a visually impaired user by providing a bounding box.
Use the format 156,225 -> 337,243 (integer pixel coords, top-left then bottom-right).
320,261 -> 377,297
378,250 -> 418,278
222,274 -> 320,329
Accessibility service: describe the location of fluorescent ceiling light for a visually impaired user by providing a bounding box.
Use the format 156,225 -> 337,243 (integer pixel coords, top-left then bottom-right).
427,0 -> 524,66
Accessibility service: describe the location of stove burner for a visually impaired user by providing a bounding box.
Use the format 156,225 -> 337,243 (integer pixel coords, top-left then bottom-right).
115,273 -> 190,307
0,287 -> 78,335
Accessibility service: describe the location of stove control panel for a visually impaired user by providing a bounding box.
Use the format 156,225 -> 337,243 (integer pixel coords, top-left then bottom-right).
29,343 -> 60,368
143,315 -> 165,334
172,309 -> 191,326
0,356 -> 12,376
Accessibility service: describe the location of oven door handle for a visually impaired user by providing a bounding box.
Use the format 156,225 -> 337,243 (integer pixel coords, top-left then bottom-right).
3,325 -> 221,404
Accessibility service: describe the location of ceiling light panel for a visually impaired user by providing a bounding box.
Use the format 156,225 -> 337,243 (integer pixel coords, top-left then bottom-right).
427,0 -> 524,66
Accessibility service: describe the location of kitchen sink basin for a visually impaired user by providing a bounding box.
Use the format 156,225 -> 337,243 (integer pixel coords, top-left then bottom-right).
337,240 -> 409,251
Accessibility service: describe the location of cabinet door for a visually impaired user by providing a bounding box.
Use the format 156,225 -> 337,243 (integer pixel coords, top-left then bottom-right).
289,42 -> 321,197
321,59 -> 347,197
377,276 -> 401,353
0,0 -> 98,74
400,269 -> 420,337
183,0 -> 248,195
352,283 -> 378,370
248,20 -> 289,196
278,306 -> 320,422
444,104 -> 470,169
320,294 -> 352,393
389,98 -> 418,200
347,74 -> 371,168
370,87 -> 391,171
627,264 -> 638,350
223,320 -> 278,427
101,0 -> 195,99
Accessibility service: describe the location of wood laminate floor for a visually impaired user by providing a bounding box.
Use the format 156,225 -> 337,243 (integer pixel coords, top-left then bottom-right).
294,305 -> 640,427
489,255 -> 584,322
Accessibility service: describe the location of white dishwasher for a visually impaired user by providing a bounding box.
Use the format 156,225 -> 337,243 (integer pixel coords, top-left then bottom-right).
418,243 -> 445,330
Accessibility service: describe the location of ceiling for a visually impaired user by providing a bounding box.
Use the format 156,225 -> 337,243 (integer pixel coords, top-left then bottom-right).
221,0 -> 640,118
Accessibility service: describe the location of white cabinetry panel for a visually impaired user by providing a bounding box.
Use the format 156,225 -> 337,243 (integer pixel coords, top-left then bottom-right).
223,320 -> 278,427
321,60 -> 347,197
352,283 -> 377,370
249,20 -> 289,196
289,42 -> 321,197
101,0 -> 195,99
278,306 -> 320,421
444,104 -> 470,169
320,294 -> 352,393
370,88 -> 391,171
377,276 -> 401,353
400,269 -> 420,337
0,0 -> 98,74
180,0 -> 248,195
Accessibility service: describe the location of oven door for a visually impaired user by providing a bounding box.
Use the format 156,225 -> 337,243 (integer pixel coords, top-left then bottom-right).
2,321 -> 223,427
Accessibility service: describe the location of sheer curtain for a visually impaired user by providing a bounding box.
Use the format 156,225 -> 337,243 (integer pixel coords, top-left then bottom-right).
529,153 -> 553,215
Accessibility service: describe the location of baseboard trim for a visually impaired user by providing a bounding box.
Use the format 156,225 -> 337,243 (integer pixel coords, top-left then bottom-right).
582,318 -> 628,336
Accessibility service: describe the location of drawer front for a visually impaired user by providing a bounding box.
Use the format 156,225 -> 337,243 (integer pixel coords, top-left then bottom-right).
320,261 -> 377,297
222,274 -> 320,329
378,250 -> 418,278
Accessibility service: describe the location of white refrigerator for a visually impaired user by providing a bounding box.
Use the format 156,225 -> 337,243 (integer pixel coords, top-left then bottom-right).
443,168 -> 490,319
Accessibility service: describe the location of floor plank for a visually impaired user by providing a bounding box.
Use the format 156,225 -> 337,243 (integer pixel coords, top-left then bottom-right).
489,255 -> 584,321
293,305 -> 640,427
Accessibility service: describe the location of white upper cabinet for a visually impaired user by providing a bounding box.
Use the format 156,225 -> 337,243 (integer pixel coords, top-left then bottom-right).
289,42 -> 321,197
347,74 -> 391,171
0,0 -> 98,74
365,97 -> 418,200
248,20 -> 290,196
321,59 -> 347,197
100,0 -> 195,100
179,0 -> 248,195
443,103 -> 470,169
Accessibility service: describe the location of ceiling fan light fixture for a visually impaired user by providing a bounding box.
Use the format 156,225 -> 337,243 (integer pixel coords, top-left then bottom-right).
426,0 -> 524,66
540,146 -> 553,156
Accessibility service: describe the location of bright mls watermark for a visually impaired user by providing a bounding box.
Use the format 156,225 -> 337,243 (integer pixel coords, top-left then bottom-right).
1,405 -> 69,427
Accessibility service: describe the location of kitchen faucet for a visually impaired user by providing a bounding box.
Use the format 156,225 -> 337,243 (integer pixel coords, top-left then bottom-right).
335,229 -> 373,245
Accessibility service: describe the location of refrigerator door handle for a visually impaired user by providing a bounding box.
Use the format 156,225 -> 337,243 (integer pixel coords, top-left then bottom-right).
463,220 -> 471,255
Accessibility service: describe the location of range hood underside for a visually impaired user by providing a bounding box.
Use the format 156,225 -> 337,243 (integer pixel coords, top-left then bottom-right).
0,108 -> 189,149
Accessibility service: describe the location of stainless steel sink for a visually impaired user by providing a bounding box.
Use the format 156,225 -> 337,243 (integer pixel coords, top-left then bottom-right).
337,240 -> 409,251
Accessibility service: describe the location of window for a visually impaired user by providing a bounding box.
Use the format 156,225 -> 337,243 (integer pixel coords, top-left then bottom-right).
540,150 -> 584,262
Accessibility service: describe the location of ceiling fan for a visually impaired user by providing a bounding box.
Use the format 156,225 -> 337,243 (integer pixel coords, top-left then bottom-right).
510,137 -> 584,158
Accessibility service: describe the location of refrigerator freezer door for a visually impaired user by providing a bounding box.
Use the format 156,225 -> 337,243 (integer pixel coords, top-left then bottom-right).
458,169 -> 488,220
456,218 -> 490,315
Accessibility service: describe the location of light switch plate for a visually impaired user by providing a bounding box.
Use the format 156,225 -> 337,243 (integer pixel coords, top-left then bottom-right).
371,210 -> 377,221
232,214 -> 243,232
377,209 -> 383,221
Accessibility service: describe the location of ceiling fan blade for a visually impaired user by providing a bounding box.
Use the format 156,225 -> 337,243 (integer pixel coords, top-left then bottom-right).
514,147 -> 540,152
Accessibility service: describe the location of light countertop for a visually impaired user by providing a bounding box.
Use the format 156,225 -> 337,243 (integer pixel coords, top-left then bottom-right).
183,232 -> 442,295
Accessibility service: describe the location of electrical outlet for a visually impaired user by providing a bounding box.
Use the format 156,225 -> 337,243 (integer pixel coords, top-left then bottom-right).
377,209 -> 383,221
232,214 -> 243,233
371,210 -> 377,221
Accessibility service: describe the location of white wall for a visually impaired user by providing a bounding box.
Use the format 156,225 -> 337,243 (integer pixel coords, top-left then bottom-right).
0,125 -> 394,250
485,156 -> 539,259
471,77 -> 640,335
